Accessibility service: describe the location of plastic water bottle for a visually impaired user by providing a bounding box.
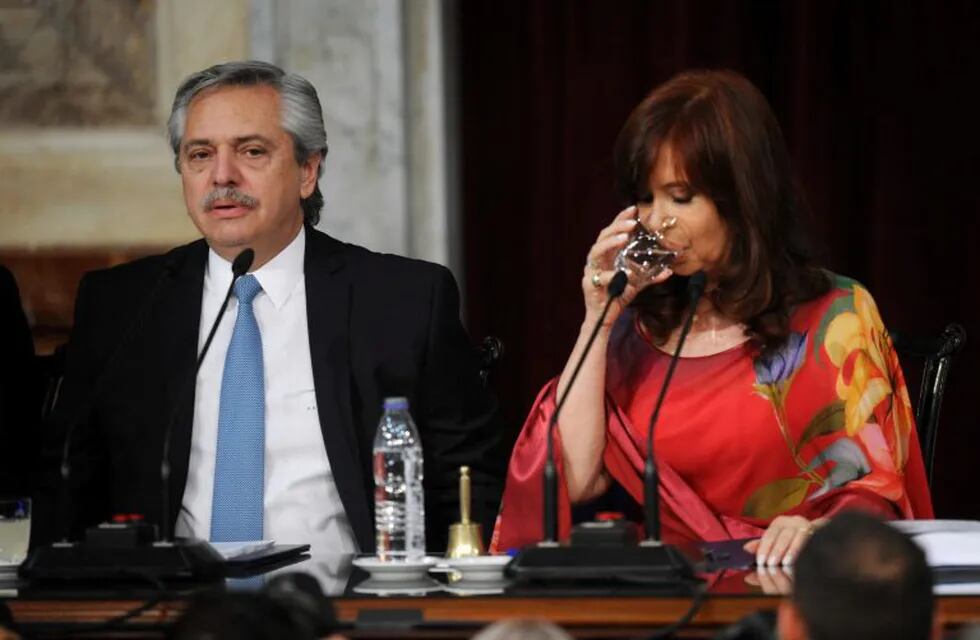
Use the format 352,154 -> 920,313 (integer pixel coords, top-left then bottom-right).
373,397 -> 426,561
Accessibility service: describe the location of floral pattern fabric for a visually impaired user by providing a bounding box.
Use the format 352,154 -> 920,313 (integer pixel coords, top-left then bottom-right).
491,275 -> 933,552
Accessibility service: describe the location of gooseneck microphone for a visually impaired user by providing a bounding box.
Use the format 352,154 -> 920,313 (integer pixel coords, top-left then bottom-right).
56,250 -> 182,543
159,248 -> 254,542
22,249 -> 258,583
542,270 -> 628,542
508,271 -> 701,592
643,271 -> 707,543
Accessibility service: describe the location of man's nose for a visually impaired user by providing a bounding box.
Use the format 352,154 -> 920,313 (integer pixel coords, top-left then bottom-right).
212,148 -> 242,186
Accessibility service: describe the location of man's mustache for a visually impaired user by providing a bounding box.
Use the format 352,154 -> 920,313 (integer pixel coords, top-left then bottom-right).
202,187 -> 259,211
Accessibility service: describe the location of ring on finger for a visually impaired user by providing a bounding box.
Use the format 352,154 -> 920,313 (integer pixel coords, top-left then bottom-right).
591,270 -> 603,288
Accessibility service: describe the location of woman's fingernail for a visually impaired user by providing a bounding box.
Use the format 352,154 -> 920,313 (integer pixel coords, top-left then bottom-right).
756,555 -> 764,566
768,556 -> 779,567
627,218 -> 638,226
783,555 -> 794,565
616,233 -> 629,242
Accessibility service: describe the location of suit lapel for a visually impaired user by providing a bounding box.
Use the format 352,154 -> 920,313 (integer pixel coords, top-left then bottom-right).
160,240 -> 207,525
304,229 -> 373,550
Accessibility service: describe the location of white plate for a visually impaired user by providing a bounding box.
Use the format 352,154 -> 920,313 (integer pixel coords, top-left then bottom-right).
353,577 -> 443,596
351,556 -> 438,582
444,555 -> 511,582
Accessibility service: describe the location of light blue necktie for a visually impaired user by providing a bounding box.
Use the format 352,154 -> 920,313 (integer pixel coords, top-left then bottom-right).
211,274 -> 265,542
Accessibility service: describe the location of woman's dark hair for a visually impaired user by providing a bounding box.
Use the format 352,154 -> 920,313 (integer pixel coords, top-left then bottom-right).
613,69 -> 829,352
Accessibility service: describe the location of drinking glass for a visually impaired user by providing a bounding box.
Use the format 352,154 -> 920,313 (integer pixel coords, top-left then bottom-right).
614,214 -> 691,280
0,498 -> 31,565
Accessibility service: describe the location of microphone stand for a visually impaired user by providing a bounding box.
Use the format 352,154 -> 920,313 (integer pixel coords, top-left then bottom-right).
643,271 -> 707,544
508,272 -> 706,586
543,270 -> 628,543
159,248 -> 254,542
21,249 -> 256,583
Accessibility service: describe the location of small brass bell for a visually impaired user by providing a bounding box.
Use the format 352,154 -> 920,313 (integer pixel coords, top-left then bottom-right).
446,466 -> 485,558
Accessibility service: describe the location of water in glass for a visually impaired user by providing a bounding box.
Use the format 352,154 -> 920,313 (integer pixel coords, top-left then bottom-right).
0,498 -> 30,565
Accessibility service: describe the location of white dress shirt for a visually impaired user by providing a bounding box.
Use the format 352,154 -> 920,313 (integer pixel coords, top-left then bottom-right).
175,227 -> 359,555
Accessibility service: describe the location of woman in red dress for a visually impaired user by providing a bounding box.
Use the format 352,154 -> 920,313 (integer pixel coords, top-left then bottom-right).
491,70 -> 933,566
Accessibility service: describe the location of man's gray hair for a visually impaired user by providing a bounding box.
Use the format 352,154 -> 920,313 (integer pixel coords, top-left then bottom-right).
167,60 -> 328,226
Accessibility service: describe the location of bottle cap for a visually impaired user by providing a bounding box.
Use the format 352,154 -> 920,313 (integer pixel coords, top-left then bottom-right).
383,396 -> 409,410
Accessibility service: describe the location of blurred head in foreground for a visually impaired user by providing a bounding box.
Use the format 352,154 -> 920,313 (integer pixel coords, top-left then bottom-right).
170,573 -> 340,640
471,619 -> 573,640
778,511 -> 936,640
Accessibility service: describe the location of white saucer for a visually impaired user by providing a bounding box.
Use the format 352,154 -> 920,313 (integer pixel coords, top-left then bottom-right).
353,577 -> 443,596
444,555 -> 511,582
444,575 -> 511,595
443,583 -> 508,596
351,556 -> 438,582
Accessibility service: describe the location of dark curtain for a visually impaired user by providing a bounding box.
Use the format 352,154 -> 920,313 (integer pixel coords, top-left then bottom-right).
458,1 -> 980,517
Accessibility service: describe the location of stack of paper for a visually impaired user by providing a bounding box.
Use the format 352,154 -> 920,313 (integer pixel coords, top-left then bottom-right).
209,539 -> 276,560
0,561 -> 19,597
891,520 -> 980,594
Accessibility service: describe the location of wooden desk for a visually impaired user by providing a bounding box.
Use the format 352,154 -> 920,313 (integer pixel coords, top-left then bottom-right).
8,593 -> 980,638
6,552 -> 980,637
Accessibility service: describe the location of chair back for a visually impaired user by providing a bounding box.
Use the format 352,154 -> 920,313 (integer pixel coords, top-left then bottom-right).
890,323 -> 966,486
478,336 -> 504,388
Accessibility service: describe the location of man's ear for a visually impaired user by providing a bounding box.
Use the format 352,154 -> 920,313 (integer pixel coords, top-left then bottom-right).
777,599 -> 807,640
299,153 -> 321,199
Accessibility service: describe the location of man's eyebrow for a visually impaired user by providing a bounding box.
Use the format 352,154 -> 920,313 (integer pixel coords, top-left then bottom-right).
233,134 -> 276,147
182,138 -> 210,151
182,135 -> 277,151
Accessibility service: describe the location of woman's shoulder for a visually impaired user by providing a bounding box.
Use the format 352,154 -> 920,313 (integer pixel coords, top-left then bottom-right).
824,271 -> 877,300
792,271 -> 887,334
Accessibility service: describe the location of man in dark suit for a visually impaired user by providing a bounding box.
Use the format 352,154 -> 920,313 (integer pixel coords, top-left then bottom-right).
0,265 -> 39,498
34,61 -> 504,555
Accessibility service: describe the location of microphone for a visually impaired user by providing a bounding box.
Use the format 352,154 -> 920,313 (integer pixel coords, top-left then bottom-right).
643,271 -> 707,543
160,248 -> 254,542
55,250 -> 182,543
232,249 -> 256,275
542,271 -> 628,542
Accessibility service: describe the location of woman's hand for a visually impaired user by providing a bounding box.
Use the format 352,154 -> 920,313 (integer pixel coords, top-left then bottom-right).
743,516 -> 828,567
582,206 -> 672,328
558,205 -> 672,502
744,566 -> 793,595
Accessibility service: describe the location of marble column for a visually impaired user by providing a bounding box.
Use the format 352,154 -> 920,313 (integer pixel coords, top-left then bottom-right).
250,0 -> 458,273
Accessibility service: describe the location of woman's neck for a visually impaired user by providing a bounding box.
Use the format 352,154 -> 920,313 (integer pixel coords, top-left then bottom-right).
658,299 -> 750,357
